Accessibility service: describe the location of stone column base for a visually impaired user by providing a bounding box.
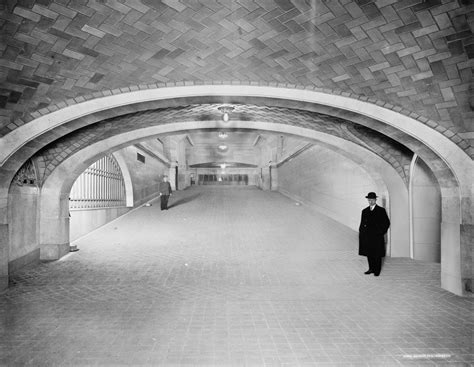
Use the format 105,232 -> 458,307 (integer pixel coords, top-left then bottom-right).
40,243 -> 70,261
441,271 -> 463,296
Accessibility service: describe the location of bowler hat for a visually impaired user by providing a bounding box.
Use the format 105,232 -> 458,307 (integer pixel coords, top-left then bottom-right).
365,192 -> 377,199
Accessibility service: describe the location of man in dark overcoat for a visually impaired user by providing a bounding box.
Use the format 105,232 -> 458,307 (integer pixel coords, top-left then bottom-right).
159,175 -> 172,210
359,192 -> 390,276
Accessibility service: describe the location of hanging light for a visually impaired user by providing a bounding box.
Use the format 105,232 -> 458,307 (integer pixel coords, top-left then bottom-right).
218,106 -> 234,122
218,131 -> 228,139
220,163 -> 226,169
218,144 -> 228,151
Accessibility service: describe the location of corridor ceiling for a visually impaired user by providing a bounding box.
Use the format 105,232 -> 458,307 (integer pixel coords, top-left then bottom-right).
29,103 -> 413,185
188,131 -> 261,148
0,0 -> 472,176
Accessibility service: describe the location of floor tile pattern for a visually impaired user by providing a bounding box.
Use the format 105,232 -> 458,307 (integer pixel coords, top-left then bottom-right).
1,187 -> 473,366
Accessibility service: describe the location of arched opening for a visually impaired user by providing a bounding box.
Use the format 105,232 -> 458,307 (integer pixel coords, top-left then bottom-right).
37,124 -> 406,274
68,154 -> 129,243
0,86 -> 471,296
410,156 -> 442,263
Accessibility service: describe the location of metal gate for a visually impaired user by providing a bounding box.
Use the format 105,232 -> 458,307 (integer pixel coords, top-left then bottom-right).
69,155 -> 126,209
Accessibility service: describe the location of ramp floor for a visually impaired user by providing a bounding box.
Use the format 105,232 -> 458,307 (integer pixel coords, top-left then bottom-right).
1,187 -> 472,366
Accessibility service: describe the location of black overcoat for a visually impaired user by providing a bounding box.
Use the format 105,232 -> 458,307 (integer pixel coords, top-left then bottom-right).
159,181 -> 172,195
358,205 -> 390,258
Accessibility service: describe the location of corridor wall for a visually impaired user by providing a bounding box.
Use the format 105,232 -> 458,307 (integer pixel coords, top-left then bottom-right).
7,185 -> 40,273
277,145 -> 383,231
114,146 -> 167,206
412,158 -> 441,262
69,207 -> 130,243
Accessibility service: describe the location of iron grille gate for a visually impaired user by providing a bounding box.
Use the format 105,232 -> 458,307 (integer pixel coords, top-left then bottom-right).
69,155 -> 126,209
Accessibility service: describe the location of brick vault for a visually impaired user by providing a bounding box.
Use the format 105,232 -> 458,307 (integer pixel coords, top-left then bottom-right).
0,0 -> 472,295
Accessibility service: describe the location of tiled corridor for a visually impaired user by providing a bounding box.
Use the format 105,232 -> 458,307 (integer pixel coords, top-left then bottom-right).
1,187 -> 472,366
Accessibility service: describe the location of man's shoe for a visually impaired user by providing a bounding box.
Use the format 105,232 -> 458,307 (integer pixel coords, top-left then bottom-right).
364,270 -> 373,274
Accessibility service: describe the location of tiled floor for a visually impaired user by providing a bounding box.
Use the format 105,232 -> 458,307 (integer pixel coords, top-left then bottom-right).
1,186 -> 473,366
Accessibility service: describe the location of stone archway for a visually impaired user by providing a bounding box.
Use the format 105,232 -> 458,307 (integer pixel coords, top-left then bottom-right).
0,86 -> 472,295
37,122 -> 404,285
1,86 -> 471,187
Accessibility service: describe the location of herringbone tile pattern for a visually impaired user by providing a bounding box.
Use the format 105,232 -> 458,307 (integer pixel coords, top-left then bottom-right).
0,0 -> 472,154
26,103 -> 412,185
1,187 -> 472,366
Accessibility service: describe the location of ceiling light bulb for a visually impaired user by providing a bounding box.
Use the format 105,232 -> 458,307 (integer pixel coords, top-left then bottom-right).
220,163 -> 226,169
218,145 -> 227,150
218,106 -> 234,122
218,131 -> 228,139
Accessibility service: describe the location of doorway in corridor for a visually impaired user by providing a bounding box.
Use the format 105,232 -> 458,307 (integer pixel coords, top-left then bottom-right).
198,174 -> 249,185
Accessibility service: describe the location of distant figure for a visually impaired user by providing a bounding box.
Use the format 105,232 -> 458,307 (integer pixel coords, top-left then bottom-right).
159,175 -> 172,210
359,192 -> 390,276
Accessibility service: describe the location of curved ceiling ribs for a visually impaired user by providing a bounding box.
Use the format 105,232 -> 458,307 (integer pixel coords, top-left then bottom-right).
21,104 -> 414,186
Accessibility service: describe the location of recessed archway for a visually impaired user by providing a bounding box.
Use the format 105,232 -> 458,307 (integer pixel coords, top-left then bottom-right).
1,86 -> 472,295
1,86 -> 471,185
39,121 -> 405,255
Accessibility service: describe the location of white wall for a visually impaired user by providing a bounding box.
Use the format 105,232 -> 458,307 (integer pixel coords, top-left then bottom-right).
277,145 -> 385,231
8,185 -> 39,266
116,146 -> 168,205
69,207 -> 130,242
187,146 -> 260,166
412,158 -> 441,262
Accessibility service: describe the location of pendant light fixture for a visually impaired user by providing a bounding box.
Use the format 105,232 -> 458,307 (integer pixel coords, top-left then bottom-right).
218,106 -> 234,122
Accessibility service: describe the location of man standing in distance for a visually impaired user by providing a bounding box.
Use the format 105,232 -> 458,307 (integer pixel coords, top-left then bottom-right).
159,175 -> 172,210
359,192 -> 390,276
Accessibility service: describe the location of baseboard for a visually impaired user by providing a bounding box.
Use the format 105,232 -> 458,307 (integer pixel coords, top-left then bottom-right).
8,248 -> 40,274
135,193 -> 161,206
70,195 -> 160,245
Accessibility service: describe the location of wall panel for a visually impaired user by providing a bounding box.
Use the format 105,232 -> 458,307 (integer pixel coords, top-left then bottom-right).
277,146 -> 383,231
412,158 -> 441,262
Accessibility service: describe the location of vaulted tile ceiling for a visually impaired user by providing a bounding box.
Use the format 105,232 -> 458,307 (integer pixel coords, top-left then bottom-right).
27,104 -> 413,185
0,0 -> 472,155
